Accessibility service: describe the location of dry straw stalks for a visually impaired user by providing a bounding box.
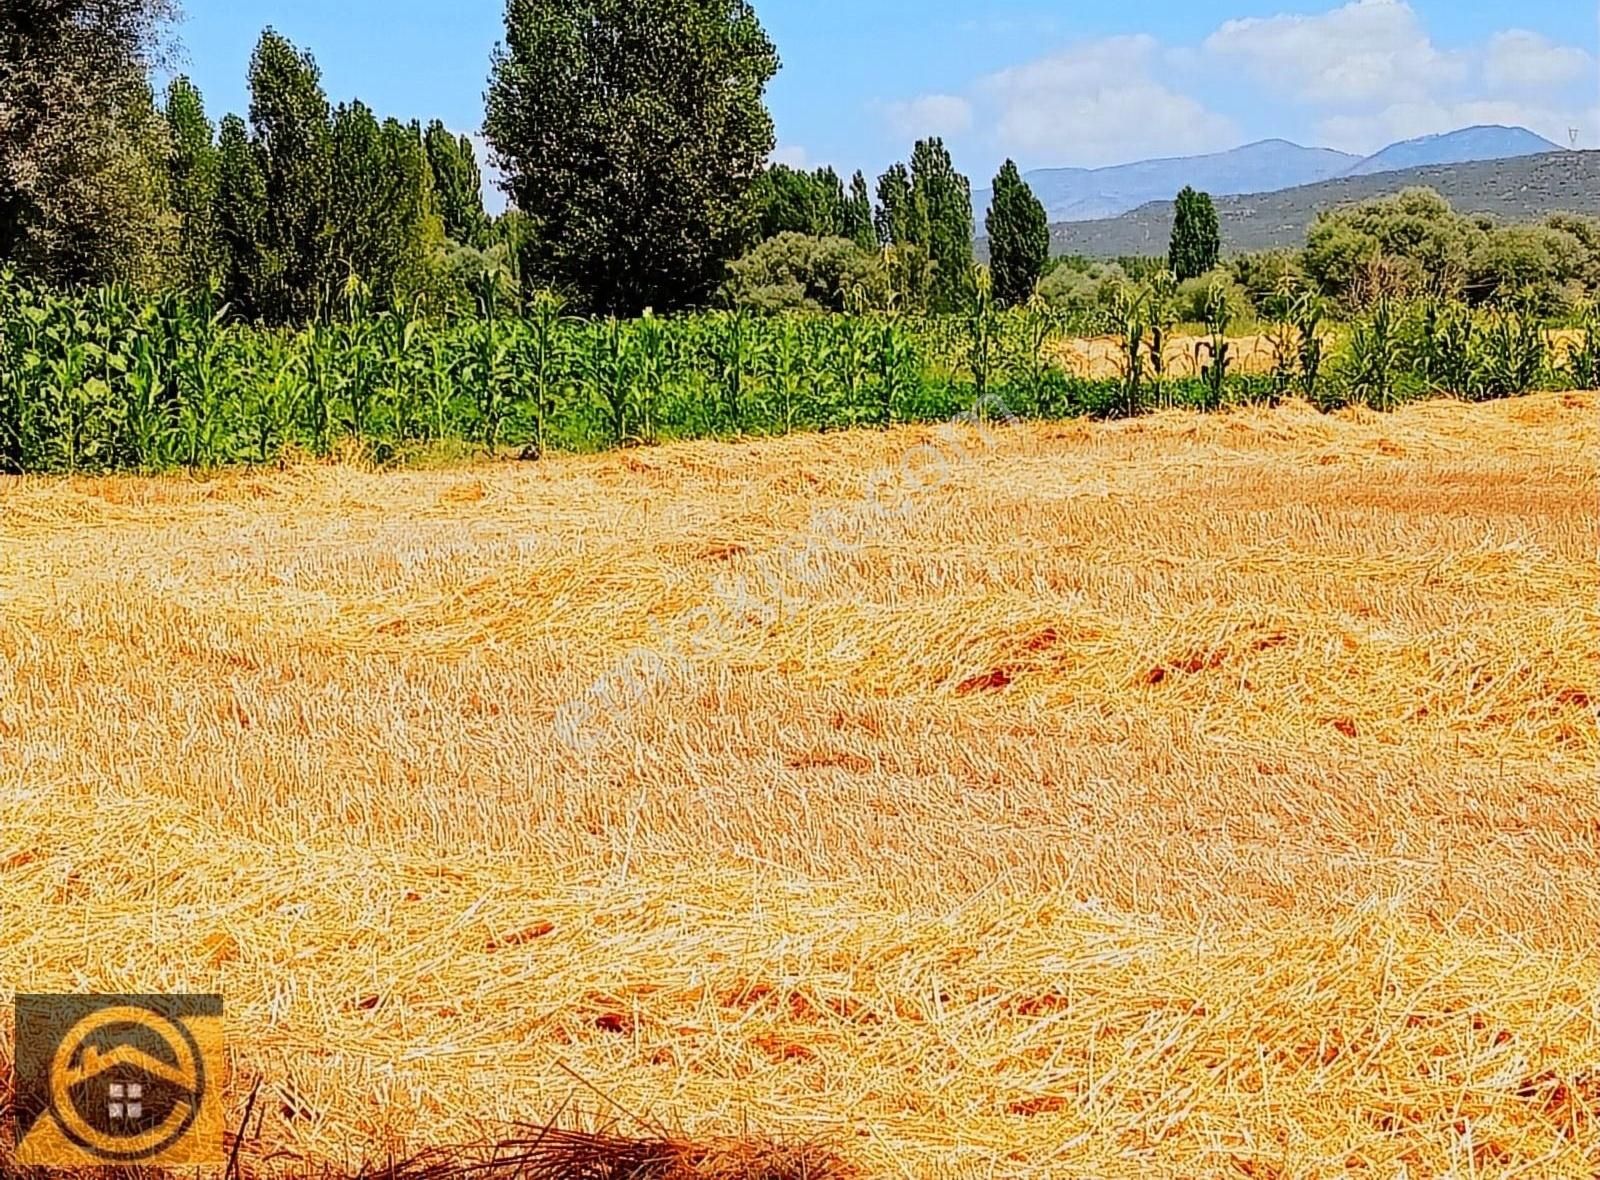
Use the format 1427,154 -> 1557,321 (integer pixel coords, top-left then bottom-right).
0,392 -> 1596,1179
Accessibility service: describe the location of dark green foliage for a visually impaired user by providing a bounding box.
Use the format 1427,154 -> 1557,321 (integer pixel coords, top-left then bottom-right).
0,0 -> 178,287
986,160 -> 1048,309
910,138 -> 974,312
873,163 -> 921,248
1169,187 -> 1220,282
484,0 -> 779,315
423,121 -> 490,248
163,77 -> 222,293
750,164 -> 848,240
328,105 -> 437,310
874,142 -> 975,311
215,114 -> 269,319
843,171 -> 875,252
246,28 -> 335,322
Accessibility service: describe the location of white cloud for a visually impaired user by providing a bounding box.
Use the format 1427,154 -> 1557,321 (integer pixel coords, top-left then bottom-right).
978,35 -> 1237,166
881,93 -> 974,140
1484,30 -> 1593,91
1205,0 -> 1468,105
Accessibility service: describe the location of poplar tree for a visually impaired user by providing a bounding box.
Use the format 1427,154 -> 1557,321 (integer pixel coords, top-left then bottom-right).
485,0 -> 779,313
163,76 -> 221,292
423,121 -> 490,248
986,159 -> 1048,307
1169,186 -> 1221,281
910,137 -> 974,311
247,28 -> 334,321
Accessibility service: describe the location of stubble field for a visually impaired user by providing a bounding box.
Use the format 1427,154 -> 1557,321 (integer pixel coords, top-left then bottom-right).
0,391 -> 1596,1178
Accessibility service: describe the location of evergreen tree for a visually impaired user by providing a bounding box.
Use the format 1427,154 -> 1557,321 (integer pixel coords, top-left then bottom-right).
484,0 -> 779,314
985,159 -> 1048,308
1169,186 -> 1220,281
215,112 -> 268,317
910,137 -> 974,311
163,76 -> 221,292
423,120 -> 490,248
247,28 -> 333,321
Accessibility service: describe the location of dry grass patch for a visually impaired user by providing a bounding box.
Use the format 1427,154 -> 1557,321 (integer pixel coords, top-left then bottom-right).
0,392 -> 1596,1178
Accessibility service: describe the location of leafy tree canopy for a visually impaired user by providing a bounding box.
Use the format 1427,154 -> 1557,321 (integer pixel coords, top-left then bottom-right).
484,0 -> 779,315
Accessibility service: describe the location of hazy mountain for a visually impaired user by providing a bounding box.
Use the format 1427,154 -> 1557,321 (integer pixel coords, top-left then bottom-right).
1034,150 -> 1600,259
974,126 -> 1566,226
1344,125 -> 1563,176
974,140 -> 1359,225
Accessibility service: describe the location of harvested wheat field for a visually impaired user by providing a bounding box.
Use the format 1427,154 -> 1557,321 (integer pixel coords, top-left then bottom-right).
1,391 -> 1597,1178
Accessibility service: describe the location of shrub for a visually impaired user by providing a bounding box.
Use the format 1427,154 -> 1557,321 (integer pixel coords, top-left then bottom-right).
1174,270 -> 1251,325
723,233 -> 887,314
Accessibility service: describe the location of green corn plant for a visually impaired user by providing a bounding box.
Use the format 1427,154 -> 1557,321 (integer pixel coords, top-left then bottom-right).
375,305 -> 423,442
1477,298 -> 1546,400
241,336 -> 306,463
765,314 -> 805,435
1110,285 -> 1148,419
829,310 -> 873,427
1195,283 -> 1232,412
966,267 -> 1000,422
1144,270 -> 1177,407
711,309 -> 756,433
1290,291 -> 1327,406
1345,297 -> 1403,411
118,330 -> 178,470
421,334 -> 457,443
630,309 -> 668,445
1414,295 -> 1472,398
587,316 -> 631,445
1566,305 -> 1600,389
873,313 -> 919,428
522,290 -> 569,453
302,323 -> 339,456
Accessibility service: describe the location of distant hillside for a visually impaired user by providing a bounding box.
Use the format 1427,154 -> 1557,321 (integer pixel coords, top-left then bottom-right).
973,140 -> 1359,224
1040,150 -> 1599,259
971,125 -> 1566,226
1345,125 -> 1561,177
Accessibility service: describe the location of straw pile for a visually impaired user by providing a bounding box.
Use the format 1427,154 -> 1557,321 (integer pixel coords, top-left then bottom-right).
0,392 -> 1595,1179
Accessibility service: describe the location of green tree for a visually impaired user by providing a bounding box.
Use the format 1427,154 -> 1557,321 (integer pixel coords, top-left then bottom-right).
423,120 -> 490,248
843,170 -> 874,251
0,0 -> 177,286
247,28 -> 334,322
750,164 -> 846,239
215,112 -> 269,316
910,137 -> 974,310
874,162 -> 921,248
1304,187 -> 1478,303
163,76 -> 222,292
985,159 -> 1048,308
327,105 -> 438,309
484,0 -> 779,314
1169,186 -> 1220,281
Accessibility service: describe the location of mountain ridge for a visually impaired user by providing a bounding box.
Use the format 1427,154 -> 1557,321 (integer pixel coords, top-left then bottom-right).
1031,150 -> 1600,259
974,125 -> 1565,226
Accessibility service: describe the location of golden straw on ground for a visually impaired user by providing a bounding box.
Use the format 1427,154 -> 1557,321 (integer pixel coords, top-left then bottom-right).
0,392 -> 1596,1178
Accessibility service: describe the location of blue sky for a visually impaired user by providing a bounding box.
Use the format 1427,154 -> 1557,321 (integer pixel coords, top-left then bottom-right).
172,1 -> 1598,210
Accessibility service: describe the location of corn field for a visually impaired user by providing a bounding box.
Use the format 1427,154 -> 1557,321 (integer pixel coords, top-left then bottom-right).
0,273 -> 1593,472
